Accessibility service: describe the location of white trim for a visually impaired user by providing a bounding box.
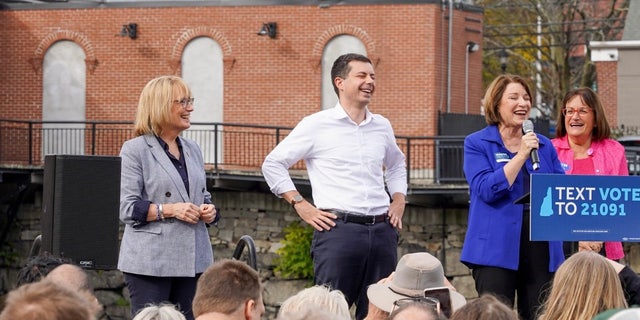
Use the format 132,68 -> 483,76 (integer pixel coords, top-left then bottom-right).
590,40 -> 640,49
591,48 -> 618,62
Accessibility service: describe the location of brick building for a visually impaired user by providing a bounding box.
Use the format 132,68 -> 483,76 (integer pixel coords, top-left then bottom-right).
0,0 -> 484,135
590,0 -> 640,130
0,1 -> 486,318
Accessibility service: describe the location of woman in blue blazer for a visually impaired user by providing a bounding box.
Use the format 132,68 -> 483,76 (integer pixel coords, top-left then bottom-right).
461,74 -> 564,320
118,76 -> 218,320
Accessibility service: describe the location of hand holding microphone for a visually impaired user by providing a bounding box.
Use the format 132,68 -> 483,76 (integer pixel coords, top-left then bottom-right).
522,120 -> 540,170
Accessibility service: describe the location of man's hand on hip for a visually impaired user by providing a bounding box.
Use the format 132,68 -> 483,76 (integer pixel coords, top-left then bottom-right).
295,202 -> 337,231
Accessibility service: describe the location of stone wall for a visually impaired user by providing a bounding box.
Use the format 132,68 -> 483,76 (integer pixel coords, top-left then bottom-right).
3,188 -> 640,319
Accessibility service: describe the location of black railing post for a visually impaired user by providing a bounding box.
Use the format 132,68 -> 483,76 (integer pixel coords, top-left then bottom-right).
435,139 -> 441,184
213,123 -> 219,172
91,122 -> 97,155
28,121 -> 33,165
404,137 -> 411,185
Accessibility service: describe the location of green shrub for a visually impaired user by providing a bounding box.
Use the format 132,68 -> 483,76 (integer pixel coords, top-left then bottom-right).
274,222 -> 314,280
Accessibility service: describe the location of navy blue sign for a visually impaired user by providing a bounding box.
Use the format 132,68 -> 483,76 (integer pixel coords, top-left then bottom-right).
530,174 -> 640,241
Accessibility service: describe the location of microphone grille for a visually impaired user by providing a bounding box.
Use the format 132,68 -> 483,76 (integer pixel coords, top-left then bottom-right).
522,120 -> 534,133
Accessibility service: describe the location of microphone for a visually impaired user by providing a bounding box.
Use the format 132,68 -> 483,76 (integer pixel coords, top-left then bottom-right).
522,120 -> 540,170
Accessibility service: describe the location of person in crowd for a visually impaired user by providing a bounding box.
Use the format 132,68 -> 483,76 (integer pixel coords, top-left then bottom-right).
15,253 -> 69,287
133,303 -> 187,320
367,252 -> 466,319
386,301 -> 442,320
537,251 -> 627,320
262,53 -> 407,320
551,87 -> 628,261
0,280 -> 95,320
277,284 -> 351,320
461,74 -> 565,320
448,294 -> 519,320
46,263 -> 93,293
277,306 -> 342,320
46,263 -> 103,318
191,259 -> 264,320
606,257 -> 640,307
118,75 -> 218,320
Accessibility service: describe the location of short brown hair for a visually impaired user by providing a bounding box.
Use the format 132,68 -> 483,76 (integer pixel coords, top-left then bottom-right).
555,87 -> 611,140
0,280 -> 94,320
483,74 -> 532,125
192,259 -> 262,317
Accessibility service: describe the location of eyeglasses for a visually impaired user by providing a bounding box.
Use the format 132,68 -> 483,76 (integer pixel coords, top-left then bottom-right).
562,108 -> 591,117
173,97 -> 195,108
391,297 -> 440,314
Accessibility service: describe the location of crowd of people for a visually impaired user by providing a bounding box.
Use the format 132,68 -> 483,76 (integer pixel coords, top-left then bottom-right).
3,53 -> 640,320
6,251 -> 640,320
9,250 -> 638,320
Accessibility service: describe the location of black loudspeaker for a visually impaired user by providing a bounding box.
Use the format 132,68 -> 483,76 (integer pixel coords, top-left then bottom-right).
42,155 -> 121,270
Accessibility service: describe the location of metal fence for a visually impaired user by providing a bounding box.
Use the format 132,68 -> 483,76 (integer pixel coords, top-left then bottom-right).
0,119 -> 468,186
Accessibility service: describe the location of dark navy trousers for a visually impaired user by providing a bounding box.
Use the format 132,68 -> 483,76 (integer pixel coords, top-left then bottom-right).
124,272 -> 200,320
471,209 -> 553,320
312,218 -> 398,320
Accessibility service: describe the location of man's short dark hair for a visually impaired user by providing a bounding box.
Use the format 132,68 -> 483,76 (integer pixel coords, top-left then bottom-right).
330,53 -> 372,96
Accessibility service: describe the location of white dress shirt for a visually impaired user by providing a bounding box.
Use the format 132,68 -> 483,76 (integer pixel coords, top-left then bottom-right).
262,103 -> 407,215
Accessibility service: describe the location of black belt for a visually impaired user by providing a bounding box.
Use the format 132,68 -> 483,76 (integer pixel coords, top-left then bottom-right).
323,209 -> 388,225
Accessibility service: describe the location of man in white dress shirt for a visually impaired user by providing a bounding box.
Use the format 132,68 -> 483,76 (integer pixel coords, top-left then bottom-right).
262,53 -> 407,320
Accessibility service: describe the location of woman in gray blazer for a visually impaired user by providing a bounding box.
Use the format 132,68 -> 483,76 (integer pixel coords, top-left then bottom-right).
118,76 -> 218,320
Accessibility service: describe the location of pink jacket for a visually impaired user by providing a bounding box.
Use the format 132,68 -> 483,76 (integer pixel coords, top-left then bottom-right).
552,136 -> 629,260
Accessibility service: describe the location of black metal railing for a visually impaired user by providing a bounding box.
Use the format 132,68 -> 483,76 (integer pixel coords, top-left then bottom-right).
232,235 -> 257,270
0,119 -> 469,187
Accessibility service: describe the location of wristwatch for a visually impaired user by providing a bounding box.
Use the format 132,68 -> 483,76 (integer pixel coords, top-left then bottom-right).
290,194 -> 304,208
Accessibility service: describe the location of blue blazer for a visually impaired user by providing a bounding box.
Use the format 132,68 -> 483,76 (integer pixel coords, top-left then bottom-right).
118,134 -> 213,277
461,125 -> 565,272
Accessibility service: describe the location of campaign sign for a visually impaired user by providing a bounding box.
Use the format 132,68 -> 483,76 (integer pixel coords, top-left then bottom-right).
530,174 -> 640,241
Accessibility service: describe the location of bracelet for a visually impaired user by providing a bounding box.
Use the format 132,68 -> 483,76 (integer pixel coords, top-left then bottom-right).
156,204 -> 165,221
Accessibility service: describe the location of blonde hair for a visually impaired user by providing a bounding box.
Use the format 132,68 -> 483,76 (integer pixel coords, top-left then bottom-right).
132,303 -> 186,320
278,285 -> 351,320
133,75 -> 191,137
538,251 -> 627,320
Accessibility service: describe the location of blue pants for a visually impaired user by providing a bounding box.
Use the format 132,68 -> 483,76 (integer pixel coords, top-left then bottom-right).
312,219 -> 398,320
124,272 -> 200,320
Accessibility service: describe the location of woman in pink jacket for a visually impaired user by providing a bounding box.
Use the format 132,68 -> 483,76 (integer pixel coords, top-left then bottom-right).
552,87 -> 628,261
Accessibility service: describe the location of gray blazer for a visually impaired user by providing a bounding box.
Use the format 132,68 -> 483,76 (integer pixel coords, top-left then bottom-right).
117,134 -> 214,277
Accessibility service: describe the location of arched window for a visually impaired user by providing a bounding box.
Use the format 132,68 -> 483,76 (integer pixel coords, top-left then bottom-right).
321,35 -> 367,110
42,40 -> 86,157
182,37 -> 224,164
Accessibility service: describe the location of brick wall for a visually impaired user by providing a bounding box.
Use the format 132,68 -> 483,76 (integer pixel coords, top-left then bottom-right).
0,4 -> 483,137
594,61 -> 619,127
